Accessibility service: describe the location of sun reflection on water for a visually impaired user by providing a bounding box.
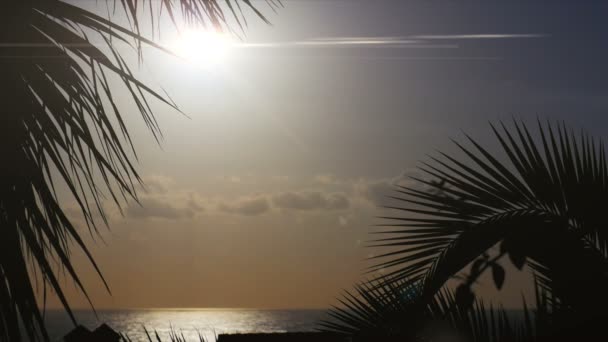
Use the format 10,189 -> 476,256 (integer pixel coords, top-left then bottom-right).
45,309 -> 326,341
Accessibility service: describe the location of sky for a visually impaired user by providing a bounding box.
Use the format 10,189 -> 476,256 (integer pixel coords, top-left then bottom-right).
49,0 -> 608,310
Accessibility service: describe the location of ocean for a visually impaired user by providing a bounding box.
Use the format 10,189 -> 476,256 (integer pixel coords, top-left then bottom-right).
44,309 -> 328,342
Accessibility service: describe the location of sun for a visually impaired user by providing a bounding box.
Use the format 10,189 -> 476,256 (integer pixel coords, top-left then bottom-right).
173,29 -> 233,67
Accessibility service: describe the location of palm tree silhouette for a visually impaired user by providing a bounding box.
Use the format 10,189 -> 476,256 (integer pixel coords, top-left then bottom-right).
321,276 -> 542,341
0,1 -> 274,340
325,120 -> 608,340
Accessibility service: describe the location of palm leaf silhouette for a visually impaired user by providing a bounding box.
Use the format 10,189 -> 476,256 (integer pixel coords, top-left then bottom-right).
0,1 -> 274,340
320,276 -> 535,341
368,119 -> 608,335
320,277 -> 428,339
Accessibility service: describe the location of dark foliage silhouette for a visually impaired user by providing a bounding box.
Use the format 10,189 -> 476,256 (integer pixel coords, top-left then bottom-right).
321,276 -> 541,342
324,120 -> 608,340
0,1 -> 276,340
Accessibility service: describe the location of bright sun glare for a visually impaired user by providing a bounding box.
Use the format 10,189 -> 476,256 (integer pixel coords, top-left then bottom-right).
173,29 -> 232,67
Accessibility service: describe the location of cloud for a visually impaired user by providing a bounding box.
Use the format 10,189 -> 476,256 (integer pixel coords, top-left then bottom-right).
216,189 -> 352,216
142,175 -> 175,194
186,193 -> 205,211
126,197 -> 196,220
338,215 -> 349,226
313,174 -> 336,185
359,179 -> 396,206
355,172 -> 421,206
215,175 -> 243,184
272,191 -> 350,211
218,196 -> 271,216
119,172 -> 436,221
123,175 -> 205,220
61,199 -> 121,229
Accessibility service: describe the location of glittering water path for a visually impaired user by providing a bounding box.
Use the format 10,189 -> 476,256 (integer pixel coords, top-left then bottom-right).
44,309 -> 327,341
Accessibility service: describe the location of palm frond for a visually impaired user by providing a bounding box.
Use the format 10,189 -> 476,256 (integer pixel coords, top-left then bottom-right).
0,1 -> 272,340
362,119 -> 608,340
320,277 -> 428,339
321,277 -> 532,342
371,120 -> 608,302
